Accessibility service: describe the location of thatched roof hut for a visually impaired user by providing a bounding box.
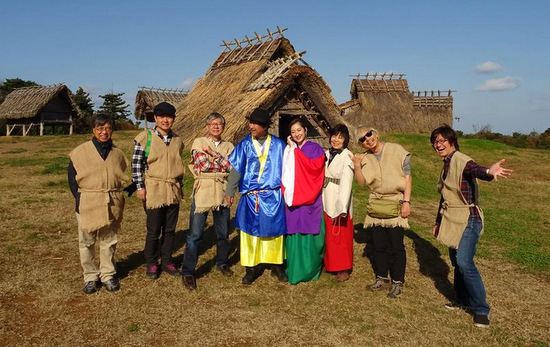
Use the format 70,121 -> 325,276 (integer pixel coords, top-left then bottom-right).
134,87 -> 187,123
172,28 -> 349,148
340,73 -> 453,134
0,84 -> 82,136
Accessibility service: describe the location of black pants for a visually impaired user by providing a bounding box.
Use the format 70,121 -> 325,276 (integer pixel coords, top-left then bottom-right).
144,203 -> 179,267
370,225 -> 406,282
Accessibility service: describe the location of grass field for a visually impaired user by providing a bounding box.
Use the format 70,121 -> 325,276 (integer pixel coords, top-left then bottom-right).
0,130 -> 549,346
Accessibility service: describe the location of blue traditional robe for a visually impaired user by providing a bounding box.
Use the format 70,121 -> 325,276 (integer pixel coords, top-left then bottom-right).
228,134 -> 286,237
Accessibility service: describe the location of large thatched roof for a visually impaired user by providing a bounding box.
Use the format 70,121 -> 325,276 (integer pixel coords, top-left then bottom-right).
0,84 -> 82,120
134,87 -> 187,122
173,30 -> 351,148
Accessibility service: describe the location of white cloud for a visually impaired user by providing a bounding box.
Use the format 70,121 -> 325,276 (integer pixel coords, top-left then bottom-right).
476,76 -> 521,91
180,77 -> 199,91
475,61 -> 502,74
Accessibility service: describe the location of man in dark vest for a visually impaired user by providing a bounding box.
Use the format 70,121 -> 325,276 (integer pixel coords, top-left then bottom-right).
68,114 -> 129,294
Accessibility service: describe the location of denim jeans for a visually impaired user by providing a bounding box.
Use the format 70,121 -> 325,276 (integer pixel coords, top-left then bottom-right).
182,198 -> 231,276
449,216 -> 490,316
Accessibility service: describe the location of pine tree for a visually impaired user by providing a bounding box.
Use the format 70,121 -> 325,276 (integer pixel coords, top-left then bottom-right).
73,87 -> 95,133
98,92 -> 131,123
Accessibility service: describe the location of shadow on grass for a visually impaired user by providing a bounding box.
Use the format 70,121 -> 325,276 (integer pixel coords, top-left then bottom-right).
354,223 -> 455,301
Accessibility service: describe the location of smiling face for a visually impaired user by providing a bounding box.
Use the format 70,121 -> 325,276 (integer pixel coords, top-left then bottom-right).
433,134 -> 456,158
330,133 -> 345,150
154,115 -> 175,135
93,123 -> 113,143
290,122 -> 307,146
207,118 -> 224,139
358,129 -> 379,152
249,121 -> 268,138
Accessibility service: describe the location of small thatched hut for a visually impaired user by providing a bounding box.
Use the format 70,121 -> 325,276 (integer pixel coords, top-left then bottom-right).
340,73 -> 453,134
0,84 -> 82,136
134,87 -> 188,124
172,27 -> 348,148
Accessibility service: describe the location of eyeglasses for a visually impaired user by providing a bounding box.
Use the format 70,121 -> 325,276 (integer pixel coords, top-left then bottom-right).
208,122 -> 224,127
433,139 -> 448,146
94,126 -> 113,133
358,130 -> 374,143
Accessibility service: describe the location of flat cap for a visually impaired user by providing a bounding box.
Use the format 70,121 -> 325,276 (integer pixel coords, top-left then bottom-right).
153,102 -> 176,117
246,108 -> 271,126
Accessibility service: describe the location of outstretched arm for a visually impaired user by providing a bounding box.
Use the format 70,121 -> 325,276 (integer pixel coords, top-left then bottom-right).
488,159 -> 513,181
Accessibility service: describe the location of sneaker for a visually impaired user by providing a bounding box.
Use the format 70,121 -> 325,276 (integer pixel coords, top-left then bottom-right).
367,277 -> 390,291
445,302 -> 468,311
387,282 -> 403,298
146,264 -> 159,279
162,263 -> 181,277
216,264 -> 234,277
102,278 -> 120,292
182,275 -> 197,290
335,271 -> 350,282
473,314 -> 490,328
82,280 -> 101,294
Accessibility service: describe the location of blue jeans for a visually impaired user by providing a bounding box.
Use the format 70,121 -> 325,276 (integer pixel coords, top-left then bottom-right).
182,199 -> 231,276
449,216 -> 490,316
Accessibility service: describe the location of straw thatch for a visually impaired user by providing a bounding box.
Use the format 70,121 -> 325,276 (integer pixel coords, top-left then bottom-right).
134,87 -> 188,122
172,32 -> 351,148
0,84 -> 82,121
340,74 -> 453,134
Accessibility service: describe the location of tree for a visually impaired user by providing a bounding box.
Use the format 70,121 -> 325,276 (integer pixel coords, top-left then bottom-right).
73,87 -> 95,133
98,92 -> 131,123
0,78 -> 39,104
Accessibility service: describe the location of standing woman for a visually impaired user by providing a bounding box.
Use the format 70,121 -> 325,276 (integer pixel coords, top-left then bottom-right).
323,124 -> 355,282
351,126 -> 412,298
282,119 -> 326,284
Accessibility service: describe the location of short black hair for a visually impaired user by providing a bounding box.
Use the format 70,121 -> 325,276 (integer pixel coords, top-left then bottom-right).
329,124 -> 350,148
93,114 -> 114,128
430,124 -> 460,150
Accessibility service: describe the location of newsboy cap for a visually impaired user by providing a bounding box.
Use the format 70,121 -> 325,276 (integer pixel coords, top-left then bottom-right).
246,108 -> 271,126
153,102 -> 176,117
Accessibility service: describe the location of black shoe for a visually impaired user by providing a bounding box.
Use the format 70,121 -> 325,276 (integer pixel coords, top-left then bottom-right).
242,266 -> 260,285
473,314 -> 490,328
162,263 -> 181,277
182,275 -> 197,290
216,264 -> 234,277
445,302 -> 468,311
271,265 -> 288,283
102,278 -> 120,292
82,280 -> 101,294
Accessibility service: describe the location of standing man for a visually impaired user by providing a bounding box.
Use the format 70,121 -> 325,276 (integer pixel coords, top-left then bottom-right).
431,124 -> 512,328
132,102 -> 184,279
68,114 -> 129,294
225,108 -> 288,285
181,112 -> 234,290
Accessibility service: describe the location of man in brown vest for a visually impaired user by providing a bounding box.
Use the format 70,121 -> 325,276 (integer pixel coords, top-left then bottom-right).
431,124 -> 512,328
132,102 -> 184,279
68,114 -> 129,294
181,112 -> 234,290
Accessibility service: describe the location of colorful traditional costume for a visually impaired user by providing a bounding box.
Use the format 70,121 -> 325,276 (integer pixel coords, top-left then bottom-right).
322,148 -> 354,273
282,140 -> 326,284
228,134 -> 286,267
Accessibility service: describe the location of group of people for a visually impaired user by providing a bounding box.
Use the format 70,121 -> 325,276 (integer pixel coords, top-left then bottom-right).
68,102 -> 512,328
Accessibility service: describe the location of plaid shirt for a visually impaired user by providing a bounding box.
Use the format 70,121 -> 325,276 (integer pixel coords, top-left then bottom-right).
132,128 -> 173,190
436,151 -> 493,223
192,139 -> 231,173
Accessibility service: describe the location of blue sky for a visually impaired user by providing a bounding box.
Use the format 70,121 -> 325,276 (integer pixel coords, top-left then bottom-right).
1,0 -> 549,134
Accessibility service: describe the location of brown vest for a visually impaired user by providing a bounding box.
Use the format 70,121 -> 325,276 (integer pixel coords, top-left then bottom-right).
70,141 -> 129,232
437,151 -> 484,249
135,130 -> 185,209
189,137 -> 234,212
361,142 -> 410,228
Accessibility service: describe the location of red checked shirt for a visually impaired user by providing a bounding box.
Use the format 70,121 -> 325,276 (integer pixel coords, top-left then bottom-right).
436,151 -> 493,223
192,140 -> 231,173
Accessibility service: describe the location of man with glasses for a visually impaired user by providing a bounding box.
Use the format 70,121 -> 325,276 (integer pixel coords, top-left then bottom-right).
132,102 -> 184,280
430,124 -> 512,328
68,114 -> 129,294
181,113 -> 234,290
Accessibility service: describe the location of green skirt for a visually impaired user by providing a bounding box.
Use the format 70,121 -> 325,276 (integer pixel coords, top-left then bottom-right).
285,217 -> 326,285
